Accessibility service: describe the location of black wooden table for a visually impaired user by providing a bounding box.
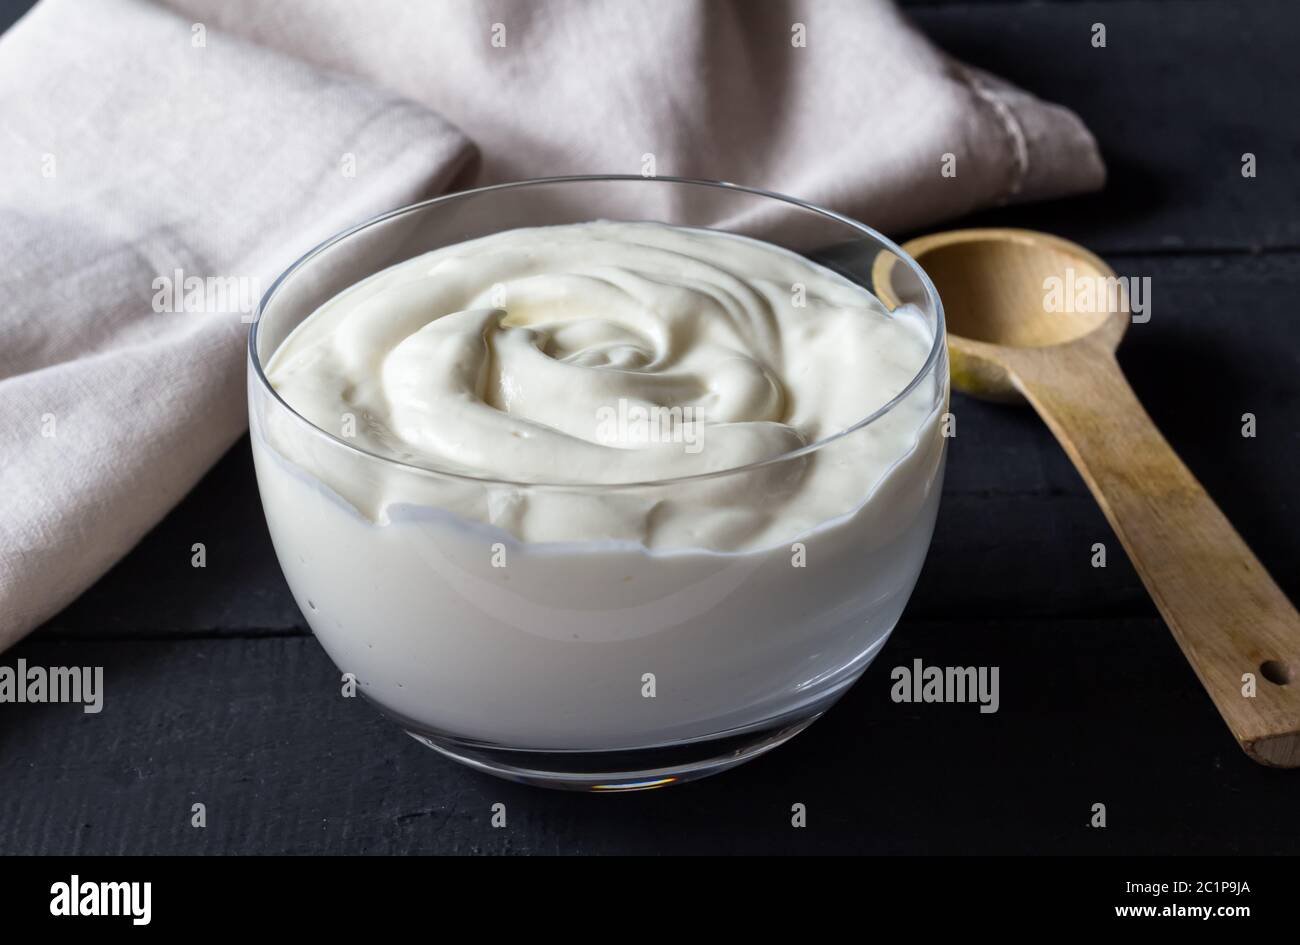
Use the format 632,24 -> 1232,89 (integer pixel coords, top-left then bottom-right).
5,0 -> 1298,855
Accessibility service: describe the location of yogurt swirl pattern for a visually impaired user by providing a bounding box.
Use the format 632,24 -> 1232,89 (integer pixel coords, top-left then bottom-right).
265,221 -> 939,549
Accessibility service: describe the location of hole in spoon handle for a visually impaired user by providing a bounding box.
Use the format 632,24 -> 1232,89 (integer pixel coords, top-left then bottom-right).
1005,346 -> 1300,768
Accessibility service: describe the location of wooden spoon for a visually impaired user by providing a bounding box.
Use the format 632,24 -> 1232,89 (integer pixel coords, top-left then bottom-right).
875,227 -> 1300,767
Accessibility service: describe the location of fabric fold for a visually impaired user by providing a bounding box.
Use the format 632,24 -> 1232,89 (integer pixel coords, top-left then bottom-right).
0,0 -> 475,646
158,0 -> 1106,232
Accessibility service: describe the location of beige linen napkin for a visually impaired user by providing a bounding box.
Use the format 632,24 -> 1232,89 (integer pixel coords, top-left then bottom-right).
0,0 -> 1103,649
160,0 -> 1104,232
0,0 -> 474,646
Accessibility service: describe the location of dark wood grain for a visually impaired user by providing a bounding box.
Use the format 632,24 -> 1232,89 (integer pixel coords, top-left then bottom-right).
906,0 -> 1300,253
3,617 -> 1293,855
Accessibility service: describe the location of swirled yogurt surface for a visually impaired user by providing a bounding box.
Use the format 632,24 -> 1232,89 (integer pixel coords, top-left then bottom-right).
264,221 -> 937,551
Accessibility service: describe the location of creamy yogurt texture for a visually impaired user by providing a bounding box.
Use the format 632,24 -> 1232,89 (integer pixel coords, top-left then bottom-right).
252,219 -> 947,750
265,221 -> 935,551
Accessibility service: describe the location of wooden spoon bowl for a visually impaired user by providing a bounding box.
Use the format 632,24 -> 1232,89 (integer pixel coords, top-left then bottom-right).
904,229 -> 1125,402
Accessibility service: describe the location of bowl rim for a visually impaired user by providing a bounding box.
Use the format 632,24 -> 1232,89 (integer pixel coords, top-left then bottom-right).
247,174 -> 947,490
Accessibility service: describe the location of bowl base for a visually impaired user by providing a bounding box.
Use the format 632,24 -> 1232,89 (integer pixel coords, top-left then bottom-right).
405,712 -> 824,791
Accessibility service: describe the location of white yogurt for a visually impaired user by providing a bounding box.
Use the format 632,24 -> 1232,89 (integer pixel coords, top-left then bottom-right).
252,221 -> 946,750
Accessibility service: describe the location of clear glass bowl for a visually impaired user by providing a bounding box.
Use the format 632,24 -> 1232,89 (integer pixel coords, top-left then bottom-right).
248,176 -> 948,790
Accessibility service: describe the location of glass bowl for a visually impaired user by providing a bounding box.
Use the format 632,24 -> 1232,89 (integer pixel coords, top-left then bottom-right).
248,176 -> 948,790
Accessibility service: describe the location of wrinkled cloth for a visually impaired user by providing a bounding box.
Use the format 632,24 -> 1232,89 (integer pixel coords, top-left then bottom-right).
0,0 -> 1103,649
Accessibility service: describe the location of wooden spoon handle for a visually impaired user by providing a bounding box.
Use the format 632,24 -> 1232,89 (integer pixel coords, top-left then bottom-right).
1004,341 -> 1300,766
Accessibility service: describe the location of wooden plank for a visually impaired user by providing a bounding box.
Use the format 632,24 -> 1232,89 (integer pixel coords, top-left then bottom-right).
2,621 -> 1294,854
907,0 -> 1300,252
